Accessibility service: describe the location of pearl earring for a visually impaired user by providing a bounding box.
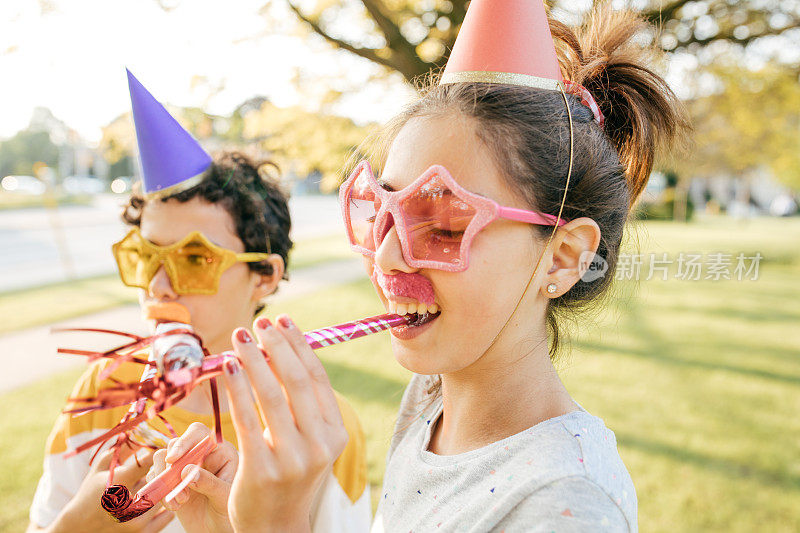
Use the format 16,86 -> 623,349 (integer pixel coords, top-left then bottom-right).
546,283 -> 557,294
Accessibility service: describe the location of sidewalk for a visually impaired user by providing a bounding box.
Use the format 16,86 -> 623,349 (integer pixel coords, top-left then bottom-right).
0,258 -> 366,394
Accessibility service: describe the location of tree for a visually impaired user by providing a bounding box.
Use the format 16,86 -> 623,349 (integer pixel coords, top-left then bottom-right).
273,0 -> 800,82
99,114 -> 136,172
243,101 -> 376,192
0,130 -> 59,177
637,0 -> 800,53
679,64 -> 800,190
280,0 -> 466,83
98,97 -> 375,192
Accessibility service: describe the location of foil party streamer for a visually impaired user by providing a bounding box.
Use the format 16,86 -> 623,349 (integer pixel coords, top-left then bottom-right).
56,312 -> 413,521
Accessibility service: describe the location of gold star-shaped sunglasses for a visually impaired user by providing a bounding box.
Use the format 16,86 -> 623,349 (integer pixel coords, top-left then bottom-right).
111,227 -> 271,295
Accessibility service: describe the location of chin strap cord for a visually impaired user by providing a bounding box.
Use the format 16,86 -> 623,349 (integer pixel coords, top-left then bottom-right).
482,83 -> 575,356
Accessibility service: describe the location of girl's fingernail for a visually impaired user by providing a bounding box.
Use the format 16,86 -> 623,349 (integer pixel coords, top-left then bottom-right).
236,329 -> 252,343
278,316 -> 294,329
256,317 -> 272,330
225,359 -> 240,375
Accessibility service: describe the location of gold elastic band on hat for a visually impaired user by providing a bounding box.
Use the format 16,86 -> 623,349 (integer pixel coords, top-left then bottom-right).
144,171 -> 207,200
440,71 -> 562,91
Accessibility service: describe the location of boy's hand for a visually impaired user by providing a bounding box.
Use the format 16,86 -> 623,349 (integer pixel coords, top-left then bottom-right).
48,448 -> 174,533
147,422 -> 238,533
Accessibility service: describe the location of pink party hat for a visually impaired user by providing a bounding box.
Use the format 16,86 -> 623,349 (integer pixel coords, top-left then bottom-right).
440,0 -> 563,90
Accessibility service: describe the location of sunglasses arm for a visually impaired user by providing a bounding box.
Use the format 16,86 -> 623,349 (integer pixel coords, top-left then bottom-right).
496,206 -> 567,227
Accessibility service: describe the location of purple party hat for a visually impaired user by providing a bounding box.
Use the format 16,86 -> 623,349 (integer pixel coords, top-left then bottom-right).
127,69 -> 212,199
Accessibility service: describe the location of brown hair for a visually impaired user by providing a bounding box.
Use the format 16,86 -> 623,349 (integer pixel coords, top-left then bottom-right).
359,5 -> 688,360
123,151 -> 293,315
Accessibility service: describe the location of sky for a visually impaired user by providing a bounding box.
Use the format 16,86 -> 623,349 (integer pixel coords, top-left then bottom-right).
0,0 -> 413,143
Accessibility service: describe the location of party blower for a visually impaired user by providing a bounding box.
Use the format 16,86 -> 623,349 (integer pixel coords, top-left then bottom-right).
55,311 -> 416,522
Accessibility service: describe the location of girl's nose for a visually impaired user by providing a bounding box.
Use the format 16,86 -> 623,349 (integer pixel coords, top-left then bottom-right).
374,224 -> 415,274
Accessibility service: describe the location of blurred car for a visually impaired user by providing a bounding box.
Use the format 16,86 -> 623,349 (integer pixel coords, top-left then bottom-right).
1,175 -> 46,195
769,194 -> 798,217
110,176 -> 134,194
62,175 -> 105,195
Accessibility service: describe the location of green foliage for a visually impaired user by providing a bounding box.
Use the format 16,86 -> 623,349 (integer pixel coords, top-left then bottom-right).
683,64 -> 800,190
243,102 -> 376,192
633,0 -> 800,54
98,99 -> 374,192
0,130 -> 59,177
107,155 -> 134,180
637,189 -> 695,221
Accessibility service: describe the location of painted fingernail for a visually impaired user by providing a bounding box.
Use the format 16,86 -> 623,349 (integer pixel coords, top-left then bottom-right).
236,328 -> 252,343
256,317 -> 272,330
278,315 -> 294,329
225,359 -> 240,375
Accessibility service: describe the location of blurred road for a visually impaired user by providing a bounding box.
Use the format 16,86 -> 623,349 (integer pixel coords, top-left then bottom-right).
0,194 -> 343,292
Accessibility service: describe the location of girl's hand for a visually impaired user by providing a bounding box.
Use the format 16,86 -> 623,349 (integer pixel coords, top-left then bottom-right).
224,315 -> 348,533
147,422 -> 238,533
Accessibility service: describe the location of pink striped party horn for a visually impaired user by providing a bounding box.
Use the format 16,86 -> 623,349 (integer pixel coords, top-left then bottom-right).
202,313 -> 415,374
304,313 -> 412,349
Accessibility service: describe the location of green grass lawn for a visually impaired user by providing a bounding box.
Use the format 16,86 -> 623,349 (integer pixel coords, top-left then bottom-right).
0,193 -> 93,211
1,217 -> 798,531
0,232 -> 351,335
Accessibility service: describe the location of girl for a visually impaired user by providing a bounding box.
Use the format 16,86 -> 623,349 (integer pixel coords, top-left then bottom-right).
157,3 -> 686,531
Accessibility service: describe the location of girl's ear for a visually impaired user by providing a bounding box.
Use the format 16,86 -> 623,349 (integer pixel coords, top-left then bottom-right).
252,254 -> 285,302
541,217 -> 601,298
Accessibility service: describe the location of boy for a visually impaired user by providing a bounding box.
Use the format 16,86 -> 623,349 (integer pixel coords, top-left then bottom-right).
27,71 -> 369,532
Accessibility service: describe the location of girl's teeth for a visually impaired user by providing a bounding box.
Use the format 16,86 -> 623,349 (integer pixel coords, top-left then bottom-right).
387,299 -> 438,317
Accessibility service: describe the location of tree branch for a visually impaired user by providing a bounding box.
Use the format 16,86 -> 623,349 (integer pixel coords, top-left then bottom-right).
359,0 -> 407,48
359,0 -> 432,79
674,20 -> 800,49
285,1 -> 398,71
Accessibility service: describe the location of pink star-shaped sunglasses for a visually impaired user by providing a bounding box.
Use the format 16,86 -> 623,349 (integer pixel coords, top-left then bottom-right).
339,161 -> 568,272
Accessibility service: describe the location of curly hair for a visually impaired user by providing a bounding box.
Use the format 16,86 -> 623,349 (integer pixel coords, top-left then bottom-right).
122,151 -> 293,315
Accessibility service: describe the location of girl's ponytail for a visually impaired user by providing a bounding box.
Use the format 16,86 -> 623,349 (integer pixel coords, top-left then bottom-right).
551,5 -> 689,205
